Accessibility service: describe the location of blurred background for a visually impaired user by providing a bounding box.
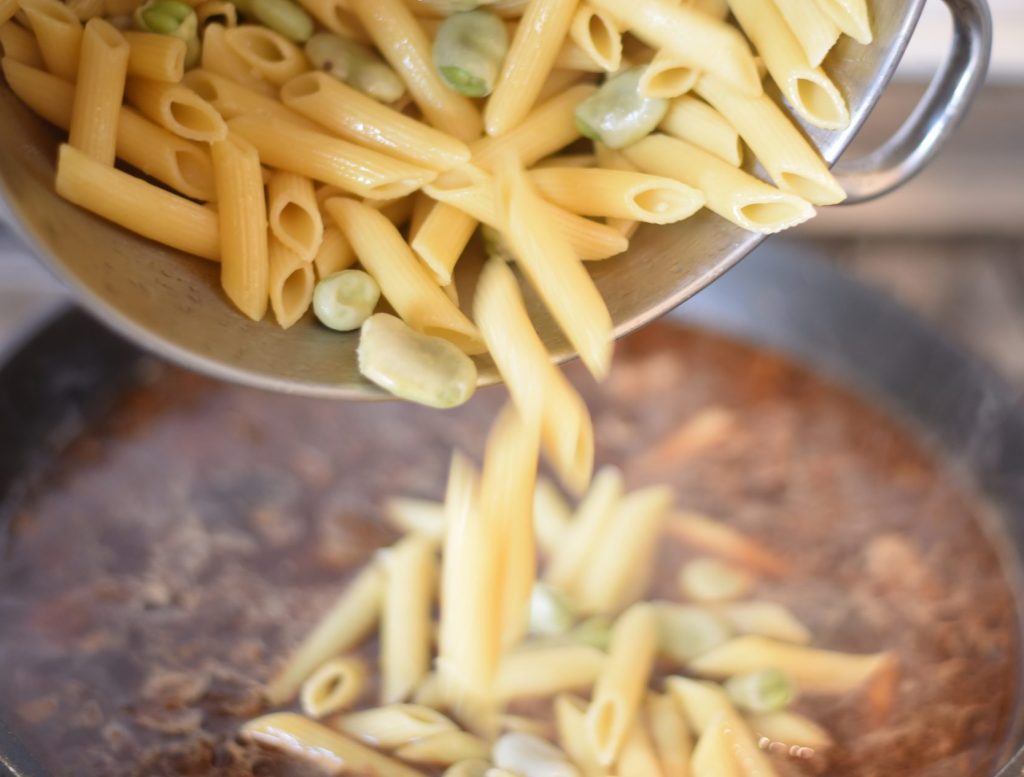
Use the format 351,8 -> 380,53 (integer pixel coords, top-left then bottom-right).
1,0 -> 1022,378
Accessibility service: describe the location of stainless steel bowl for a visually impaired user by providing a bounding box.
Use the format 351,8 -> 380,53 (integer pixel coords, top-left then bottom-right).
0,0 -> 991,399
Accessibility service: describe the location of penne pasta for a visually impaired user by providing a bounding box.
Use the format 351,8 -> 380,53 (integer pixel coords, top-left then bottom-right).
714,601 -> 811,645
544,467 -> 622,590
690,711 -> 743,777
348,0 -> 482,142
125,77 -> 228,142
555,695 -> 607,777
727,0 -> 850,130
770,0 -> 840,67
529,167 -> 704,224
0,0 -> 16,24
664,511 -> 791,578
586,603 -> 658,765
267,170 -> 323,263
67,0 -> 103,18
473,260 -> 594,496
493,733 -> 578,777
264,562 -> 384,705
591,143 -> 639,238
201,23 -> 275,96
0,20 -> 44,67
638,50 -> 698,100
589,0 -> 760,95
687,0 -> 728,18
230,115 -> 436,200
280,72 -> 471,172
746,710 -> 834,751
104,0 -> 143,13
406,202 -> 477,287
553,40 -> 605,73
223,24 -> 307,85
394,731 -> 490,765
813,0 -> 872,45
614,717 -> 663,777
658,95 -> 743,167
195,0 -> 236,28
494,158 -> 613,380
341,704 -> 456,748
55,144 -> 220,259
68,18 -> 129,166
695,73 -> 845,204
267,237 -> 315,328
122,30 -> 186,82
379,535 -> 437,704
211,134 -> 268,320
19,0 -> 81,80
645,693 -> 692,777
383,497 -> 445,542
569,4 -> 622,73
313,225 -> 356,278
494,644 -> 606,702
623,133 -> 815,234
573,485 -> 673,614
485,0 -> 578,136
687,636 -> 896,694
3,61 -> 215,201
300,656 -> 368,718
244,713 -> 427,777
182,69 -> 319,129
324,198 -> 482,353
295,0 -> 368,40
532,477 -> 571,557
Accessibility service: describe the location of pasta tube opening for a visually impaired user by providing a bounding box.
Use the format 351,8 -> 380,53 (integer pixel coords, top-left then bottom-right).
638,53 -> 698,99
777,171 -> 845,206
173,146 -> 216,199
225,24 -> 306,83
734,196 -> 815,234
169,99 -> 226,139
569,5 -> 621,72
793,72 -> 850,130
630,185 -> 700,222
127,79 -> 228,141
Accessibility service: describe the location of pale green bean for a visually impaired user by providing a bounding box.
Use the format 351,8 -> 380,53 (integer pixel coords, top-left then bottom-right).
724,669 -> 795,714
574,66 -> 668,149
248,0 -> 313,43
305,32 -> 405,103
655,602 -> 731,663
313,270 -> 380,332
571,615 -> 612,651
135,0 -> 200,65
432,9 -> 507,98
357,314 -> 477,408
528,583 -> 576,637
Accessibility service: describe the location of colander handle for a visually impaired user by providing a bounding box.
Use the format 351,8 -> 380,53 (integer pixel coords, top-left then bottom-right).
834,0 -> 992,205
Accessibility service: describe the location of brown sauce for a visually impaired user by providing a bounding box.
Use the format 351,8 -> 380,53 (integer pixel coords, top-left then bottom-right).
0,322 -> 1018,777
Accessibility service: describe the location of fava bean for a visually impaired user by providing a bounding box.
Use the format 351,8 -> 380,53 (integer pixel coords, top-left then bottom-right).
432,9 -> 507,98
313,269 -> 380,332
305,32 -> 405,103
574,66 -> 668,149
135,0 -> 200,65
724,668 -> 795,714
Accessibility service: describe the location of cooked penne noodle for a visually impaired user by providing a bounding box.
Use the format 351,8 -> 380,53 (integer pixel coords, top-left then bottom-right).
325,198 -> 482,353
341,704 -> 457,748
654,602 -> 732,665
553,40 -> 605,72
201,23 -> 275,96
771,0 -> 840,67
313,225 -> 356,277
0,20 -> 43,66
19,0 -> 81,80
411,672 -> 447,711
406,202 -> 477,287
544,467 -> 622,590
688,636 -> 895,694
813,0 -> 872,45
264,562 -> 384,705
300,656 -> 368,718
495,158 -> 613,379
348,0 -> 481,142
407,191 -> 433,240
267,170 -> 322,263
690,711 -> 743,777
473,260 -> 594,496
529,168 -> 704,224
380,535 -> 437,704
638,50 -> 698,99
537,67 -> 592,103
68,18 -> 129,166
4,61 -> 215,201
645,693 -> 692,777
573,485 -> 673,614
714,601 -> 811,645
281,72 -> 471,172
223,25 -> 307,85
243,713 -> 427,777
727,0 -> 850,130
586,603 -> 658,765
589,0 -> 759,95
591,143 -> 639,238
182,69 -> 320,129
212,134 -> 268,320
383,497 -> 445,541
126,77 -> 228,142
267,237 -> 314,328
532,477 -> 571,557
569,4 -> 621,72
0,0 -> 16,24
66,0 -> 102,18
686,0 -> 728,19
104,0 -> 143,13
485,0 -> 578,136
624,134 -> 815,234
658,95 -> 743,167
664,511 -> 791,578
694,73 -> 845,204
395,731 -> 490,765
614,716 -> 663,777
373,195 -> 414,227
493,733 -> 578,777
195,0 -> 236,28
555,695 -> 606,777
295,0 -> 368,40
55,144 -> 220,259
747,710 -> 834,751
122,30 -> 186,82
230,116 -> 436,200
494,644 -> 606,701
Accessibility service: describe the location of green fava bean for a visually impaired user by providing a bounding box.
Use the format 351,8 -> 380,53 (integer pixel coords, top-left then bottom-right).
313,270 -> 380,332
135,0 -> 200,65
248,0 -> 314,43
433,9 -> 508,98
305,32 -> 406,103
574,66 -> 669,149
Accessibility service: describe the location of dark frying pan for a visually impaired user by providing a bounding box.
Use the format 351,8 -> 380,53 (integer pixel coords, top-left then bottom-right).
2,242 -> 1023,776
